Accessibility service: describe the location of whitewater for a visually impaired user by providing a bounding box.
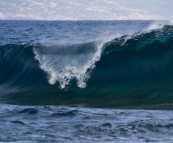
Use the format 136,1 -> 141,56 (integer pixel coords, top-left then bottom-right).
0,20 -> 173,142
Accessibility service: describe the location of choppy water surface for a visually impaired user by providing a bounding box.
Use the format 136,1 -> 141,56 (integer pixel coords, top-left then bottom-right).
1,105 -> 173,143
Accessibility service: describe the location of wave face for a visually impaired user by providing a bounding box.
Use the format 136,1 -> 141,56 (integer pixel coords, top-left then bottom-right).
1,24 -> 173,108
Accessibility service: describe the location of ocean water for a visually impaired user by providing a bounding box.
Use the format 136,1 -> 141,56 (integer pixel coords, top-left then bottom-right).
0,20 -> 173,142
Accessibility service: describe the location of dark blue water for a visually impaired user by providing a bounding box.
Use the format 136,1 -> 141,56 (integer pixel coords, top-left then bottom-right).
0,20 -> 173,142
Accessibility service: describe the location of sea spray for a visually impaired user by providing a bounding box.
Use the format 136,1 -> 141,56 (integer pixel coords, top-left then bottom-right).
34,41 -> 104,88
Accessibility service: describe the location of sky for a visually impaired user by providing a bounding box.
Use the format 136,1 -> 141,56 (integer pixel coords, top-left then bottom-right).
0,0 -> 172,20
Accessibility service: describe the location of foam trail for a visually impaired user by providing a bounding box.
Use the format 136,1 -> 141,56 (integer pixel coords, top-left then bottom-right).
34,42 -> 104,89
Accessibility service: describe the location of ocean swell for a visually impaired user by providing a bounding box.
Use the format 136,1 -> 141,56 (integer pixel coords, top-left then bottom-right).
0,25 -> 173,107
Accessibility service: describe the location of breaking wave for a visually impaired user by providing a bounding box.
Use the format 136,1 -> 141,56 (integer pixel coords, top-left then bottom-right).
0,24 -> 173,108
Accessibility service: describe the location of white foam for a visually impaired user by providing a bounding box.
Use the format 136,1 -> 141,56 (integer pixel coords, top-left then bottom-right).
34,42 -> 104,89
